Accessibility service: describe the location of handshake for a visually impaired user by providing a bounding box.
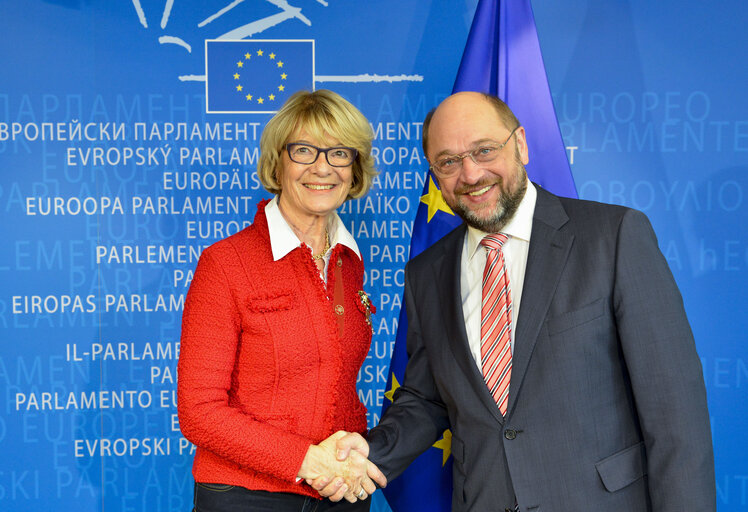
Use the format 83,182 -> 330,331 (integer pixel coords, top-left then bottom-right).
297,431 -> 387,503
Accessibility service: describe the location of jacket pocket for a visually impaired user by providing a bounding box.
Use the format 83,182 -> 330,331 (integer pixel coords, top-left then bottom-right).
247,411 -> 299,436
245,289 -> 294,312
595,442 -> 647,492
546,297 -> 606,335
241,289 -> 296,335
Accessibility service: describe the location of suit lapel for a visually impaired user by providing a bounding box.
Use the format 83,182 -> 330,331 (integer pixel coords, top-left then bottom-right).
434,226 -> 508,425
507,187 -> 573,415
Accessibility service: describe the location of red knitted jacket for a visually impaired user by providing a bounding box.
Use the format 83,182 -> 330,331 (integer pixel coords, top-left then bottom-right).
178,200 -> 371,497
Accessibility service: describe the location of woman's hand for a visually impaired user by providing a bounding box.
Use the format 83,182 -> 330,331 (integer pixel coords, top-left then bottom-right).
298,431 -> 386,502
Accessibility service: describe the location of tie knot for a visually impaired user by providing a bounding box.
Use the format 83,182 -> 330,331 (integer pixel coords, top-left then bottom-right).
481,233 -> 509,251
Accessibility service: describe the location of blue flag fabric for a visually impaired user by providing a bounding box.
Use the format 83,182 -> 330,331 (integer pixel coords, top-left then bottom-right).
380,1 -> 577,510
453,0 -> 577,197
205,40 -> 314,114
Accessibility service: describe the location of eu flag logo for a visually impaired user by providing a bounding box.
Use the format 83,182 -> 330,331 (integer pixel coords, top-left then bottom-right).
205,39 -> 315,114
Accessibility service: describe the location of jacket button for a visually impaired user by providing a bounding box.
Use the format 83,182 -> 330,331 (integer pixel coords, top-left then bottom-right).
504,429 -> 517,440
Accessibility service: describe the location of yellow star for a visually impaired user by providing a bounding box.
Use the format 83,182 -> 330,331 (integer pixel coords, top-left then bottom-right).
269,53 -> 276,59
245,94 -> 252,101
278,85 -> 285,92
258,97 -> 264,104
269,94 -> 275,101
384,373 -> 400,403
237,61 -> 243,68
257,49 -> 264,56
420,175 -> 454,222
236,84 -> 243,91
277,61 -> 284,68
384,372 -> 451,465
233,73 -> 240,80
281,73 -> 287,80
244,53 -> 251,60
432,429 -> 452,466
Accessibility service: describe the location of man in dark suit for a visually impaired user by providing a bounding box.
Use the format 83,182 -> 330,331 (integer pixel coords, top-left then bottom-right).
315,91 -> 715,511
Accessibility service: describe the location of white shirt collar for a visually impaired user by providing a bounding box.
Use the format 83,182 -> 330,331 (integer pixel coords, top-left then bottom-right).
265,196 -> 361,262
466,180 -> 537,260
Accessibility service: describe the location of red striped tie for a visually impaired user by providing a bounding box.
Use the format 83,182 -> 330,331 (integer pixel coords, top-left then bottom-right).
480,234 -> 513,415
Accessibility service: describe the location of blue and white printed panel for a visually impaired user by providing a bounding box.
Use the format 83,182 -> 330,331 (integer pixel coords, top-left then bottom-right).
0,1 -> 745,511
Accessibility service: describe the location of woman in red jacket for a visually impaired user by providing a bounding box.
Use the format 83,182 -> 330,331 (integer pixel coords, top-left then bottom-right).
178,89 -> 385,511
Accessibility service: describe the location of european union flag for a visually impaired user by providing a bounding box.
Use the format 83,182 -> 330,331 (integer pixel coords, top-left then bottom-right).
205,39 -> 314,114
381,1 -> 577,510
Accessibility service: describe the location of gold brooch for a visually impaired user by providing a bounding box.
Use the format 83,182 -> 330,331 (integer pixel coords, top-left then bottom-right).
355,290 -> 376,333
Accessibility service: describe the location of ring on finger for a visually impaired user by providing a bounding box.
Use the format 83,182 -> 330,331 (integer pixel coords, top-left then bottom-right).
357,489 -> 366,499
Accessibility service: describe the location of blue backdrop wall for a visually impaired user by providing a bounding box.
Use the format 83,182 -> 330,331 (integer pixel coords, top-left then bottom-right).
0,1 -> 746,511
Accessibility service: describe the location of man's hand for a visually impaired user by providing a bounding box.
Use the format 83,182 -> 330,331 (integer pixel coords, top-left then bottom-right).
298,431 -> 386,502
307,432 -> 385,502
334,431 -> 370,461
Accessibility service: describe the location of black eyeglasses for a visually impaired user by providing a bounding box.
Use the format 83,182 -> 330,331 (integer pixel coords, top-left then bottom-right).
429,126 -> 520,178
286,143 -> 358,167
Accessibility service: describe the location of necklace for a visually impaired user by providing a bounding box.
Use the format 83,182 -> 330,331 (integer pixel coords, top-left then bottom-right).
311,229 -> 330,261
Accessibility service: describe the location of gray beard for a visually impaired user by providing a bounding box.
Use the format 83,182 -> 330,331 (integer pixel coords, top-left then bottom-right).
452,169 -> 528,233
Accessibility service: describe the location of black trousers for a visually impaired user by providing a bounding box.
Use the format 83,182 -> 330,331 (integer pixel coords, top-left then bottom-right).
193,483 -> 370,512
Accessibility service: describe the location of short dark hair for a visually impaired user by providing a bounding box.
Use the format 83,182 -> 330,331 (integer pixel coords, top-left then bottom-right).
422,93 -> 521,157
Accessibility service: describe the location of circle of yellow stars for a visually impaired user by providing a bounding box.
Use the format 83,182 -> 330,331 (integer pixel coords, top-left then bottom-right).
233,48 -> 289,105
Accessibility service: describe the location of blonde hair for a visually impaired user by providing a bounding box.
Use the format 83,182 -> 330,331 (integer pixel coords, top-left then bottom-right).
258,89 -> 376,199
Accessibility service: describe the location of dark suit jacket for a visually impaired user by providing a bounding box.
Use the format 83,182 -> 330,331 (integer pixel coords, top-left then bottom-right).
368,186 -> 715,511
